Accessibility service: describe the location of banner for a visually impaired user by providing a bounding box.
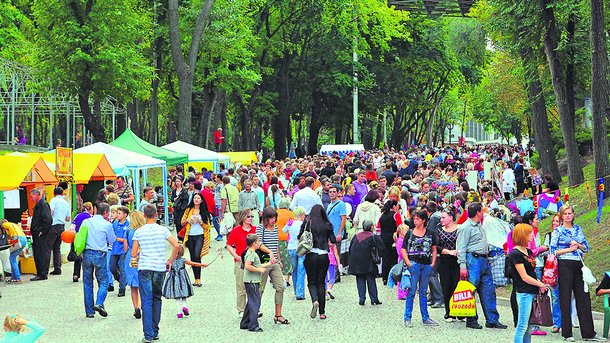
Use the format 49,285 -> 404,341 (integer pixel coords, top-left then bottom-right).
56,147 -> 73,177
596,178 -> 604,223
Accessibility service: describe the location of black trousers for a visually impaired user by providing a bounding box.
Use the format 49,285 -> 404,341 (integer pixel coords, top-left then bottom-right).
32,233 -> 49,277
240,283 -> 261,330
70,243 -> 82,278
381,240 -> 397,283
186,234 -> 204,280
428,262 -> 443,304
558,259 -> 597,339
438,255 -> 460,318
356,273 -> 379,303
47,224 -> 64,271
304,253 -> 329,315
510,284 -> 518,327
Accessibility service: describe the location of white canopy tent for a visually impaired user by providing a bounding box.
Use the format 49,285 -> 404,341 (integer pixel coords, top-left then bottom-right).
319,144 -> 366,156
74,142 -> 169,226
162,140 -> 230,172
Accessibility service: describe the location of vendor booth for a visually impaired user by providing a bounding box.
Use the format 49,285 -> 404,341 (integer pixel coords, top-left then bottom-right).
74,142 -> 169,225
222,151 -> 258,166
162,141 -> 230,173
110,128 -> 188,166
319,144 -> 365,156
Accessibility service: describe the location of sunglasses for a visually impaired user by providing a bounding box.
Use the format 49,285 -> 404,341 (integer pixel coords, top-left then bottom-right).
246,215 -> 254,218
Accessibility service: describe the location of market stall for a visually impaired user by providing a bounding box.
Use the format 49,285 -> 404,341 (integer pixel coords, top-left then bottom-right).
162,140 -> 230,173
319,144 -> 365,156
110,128 -> 188,166
222,151 -> 258,166
74,142 -> 169,225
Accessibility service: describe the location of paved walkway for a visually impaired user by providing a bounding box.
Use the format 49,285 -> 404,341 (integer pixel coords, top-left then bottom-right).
0,237 -> 606,342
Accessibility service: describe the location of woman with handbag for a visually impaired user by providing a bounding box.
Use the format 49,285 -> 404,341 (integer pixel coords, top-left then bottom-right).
509,223 -> 549,343
181,193 -> 211,287
550,204 -> 602,341
1,220 -> 27,284
400,210 -> 439,328
348,220 -> 384,306
298,204 -> 336,320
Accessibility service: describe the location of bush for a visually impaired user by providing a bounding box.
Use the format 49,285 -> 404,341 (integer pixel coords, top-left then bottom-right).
556,148 -> 566,160
530,151 -> 540,169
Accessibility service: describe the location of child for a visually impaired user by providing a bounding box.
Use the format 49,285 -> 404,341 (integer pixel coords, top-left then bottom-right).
106,205 -> 120,292
2,314 -> 45,342
110,206 -> 130,297
326,243 -> 341,300
394,224 -> 410,300
162,245 -> 208,318
241,234 -> 270,332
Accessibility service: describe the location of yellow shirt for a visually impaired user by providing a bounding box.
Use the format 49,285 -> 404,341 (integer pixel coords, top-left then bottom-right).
2,222 -> 25,238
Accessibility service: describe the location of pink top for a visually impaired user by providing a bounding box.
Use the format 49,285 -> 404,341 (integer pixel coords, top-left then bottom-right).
506,230 -> 545,256
328,245 -> 337,266
396,236 -> 404,262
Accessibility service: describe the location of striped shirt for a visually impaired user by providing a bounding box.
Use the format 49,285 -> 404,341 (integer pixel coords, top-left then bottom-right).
133,223 -> 170,272
256,225 -> 279,255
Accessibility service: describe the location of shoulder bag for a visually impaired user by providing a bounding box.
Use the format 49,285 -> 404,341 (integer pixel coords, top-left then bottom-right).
296,219 -> 313,256
529,292 -> 553,327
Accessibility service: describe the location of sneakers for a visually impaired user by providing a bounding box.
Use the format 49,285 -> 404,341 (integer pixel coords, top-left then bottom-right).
182,307 -> 189,316
177,313 -> 183,319
583,335 -> 605,341
107,285 -> 115,292
134,308 -> 142,319
404,320 -> 413,328
564,337 -> 575,342
430,302 -> 444,308
117,290 -> 126,297
238,311 -> 243,318
445,317 -> 456,323
423,319 -> 439,326
485,322 -> 508,329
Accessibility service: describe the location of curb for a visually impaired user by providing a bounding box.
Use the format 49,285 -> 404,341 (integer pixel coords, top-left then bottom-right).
497,296 -> 605,321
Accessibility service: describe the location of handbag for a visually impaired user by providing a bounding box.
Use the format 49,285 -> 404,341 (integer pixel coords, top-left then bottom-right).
296,219 -> 313,256
391,260 -> 405,283
371,245 -> 381,265
542,254 -> 558,287
579,253 -> 596,292
529,292 -> 553,327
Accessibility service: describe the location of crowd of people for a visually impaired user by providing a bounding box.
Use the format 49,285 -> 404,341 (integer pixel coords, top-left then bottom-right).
2,144 -> 609,342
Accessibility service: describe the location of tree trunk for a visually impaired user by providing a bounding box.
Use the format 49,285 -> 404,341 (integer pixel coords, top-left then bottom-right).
540,0 -> 584,185
566,13 -> 576,129
590,0 -> 610,197
219,99 -> 228,151
197,87 -> 217,147
149,35 -> 162,145
168,0 -> 214,143
274,60 -> 291,159
307,90 -> 324,155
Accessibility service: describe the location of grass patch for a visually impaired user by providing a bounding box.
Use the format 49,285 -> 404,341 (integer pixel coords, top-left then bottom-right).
538,160 -> 610,312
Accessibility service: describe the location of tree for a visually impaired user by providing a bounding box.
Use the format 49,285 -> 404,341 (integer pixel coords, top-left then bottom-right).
590,0 -> 610,195
33,0 -> 152,142
168,0 -> 214,143
539,0 -> 584,185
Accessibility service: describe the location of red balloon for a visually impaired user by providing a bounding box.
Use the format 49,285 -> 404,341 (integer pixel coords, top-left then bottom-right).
61,230 -> 76,243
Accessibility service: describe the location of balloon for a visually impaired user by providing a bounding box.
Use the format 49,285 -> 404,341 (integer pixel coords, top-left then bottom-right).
61,230 -> 76,243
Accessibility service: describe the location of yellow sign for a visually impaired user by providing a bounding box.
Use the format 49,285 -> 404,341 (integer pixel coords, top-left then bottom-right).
56,147 -> 74,177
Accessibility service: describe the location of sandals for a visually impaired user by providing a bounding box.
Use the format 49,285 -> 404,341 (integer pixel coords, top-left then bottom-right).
274,315 -> 290,324
10,279 -> 22,284
320,314 -> 327,320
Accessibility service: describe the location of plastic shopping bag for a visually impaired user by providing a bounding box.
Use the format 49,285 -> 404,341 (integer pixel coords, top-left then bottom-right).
542,254 -> 558,287
449,280 -> 477,317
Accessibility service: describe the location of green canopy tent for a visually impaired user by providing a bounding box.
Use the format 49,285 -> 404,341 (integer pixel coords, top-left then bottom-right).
110,128 -> 188,166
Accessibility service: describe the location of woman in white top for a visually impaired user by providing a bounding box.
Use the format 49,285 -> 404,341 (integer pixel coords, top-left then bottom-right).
282,206 -> 306,300
501,163 -> 515,200
354,190 -> 382,231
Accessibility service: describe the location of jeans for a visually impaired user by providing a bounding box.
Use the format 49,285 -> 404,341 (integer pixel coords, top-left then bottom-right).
185,234 -> 204,280
106,250 -> 114,288
428,265 -> 443,304
304,253 -> 329,315
9,236 -> 27,280
466,253 -> 500,326
404,262 -> 432,321
212,216 -> 221,237
356,273 -> 379,303
82,250 -> 109,315
109,254 -> 126,291
514,293 -> 534,343
288,249 -> 305,299
551,285 -> 561,328
139,270 -> 165,341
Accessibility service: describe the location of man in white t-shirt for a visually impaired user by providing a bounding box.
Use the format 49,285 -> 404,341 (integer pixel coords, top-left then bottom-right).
131,204 -> 179,343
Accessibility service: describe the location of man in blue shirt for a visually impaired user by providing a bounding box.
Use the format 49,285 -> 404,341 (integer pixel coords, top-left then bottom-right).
80,202 -> 116,318
110,206 -> 130,297
48,187 -> 71,275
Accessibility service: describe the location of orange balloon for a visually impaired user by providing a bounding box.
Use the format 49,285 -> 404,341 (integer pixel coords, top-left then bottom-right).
61,230 -> 76,243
